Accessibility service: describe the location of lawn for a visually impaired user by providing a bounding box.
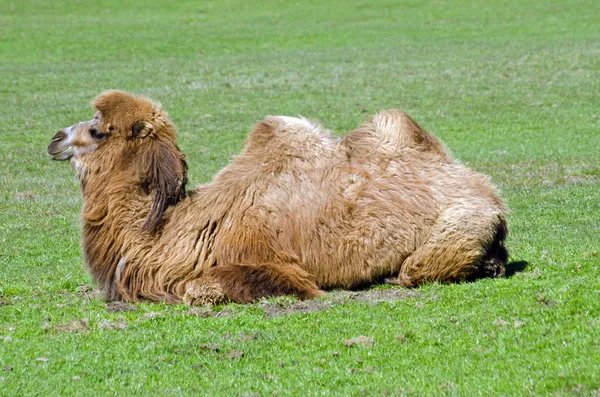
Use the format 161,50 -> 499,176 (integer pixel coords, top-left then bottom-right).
1,0 -> 599,395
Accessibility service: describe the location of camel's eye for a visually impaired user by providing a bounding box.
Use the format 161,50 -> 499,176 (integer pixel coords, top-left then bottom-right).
90,128 -> 109,140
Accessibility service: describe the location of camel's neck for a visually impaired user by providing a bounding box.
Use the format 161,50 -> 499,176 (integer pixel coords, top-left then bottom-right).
79,171 -> 160,299
78,162 -> 252,302
78,170 -> 226,302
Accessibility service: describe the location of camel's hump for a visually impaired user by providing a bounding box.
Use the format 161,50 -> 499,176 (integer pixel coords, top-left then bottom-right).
344,109 -> 446,156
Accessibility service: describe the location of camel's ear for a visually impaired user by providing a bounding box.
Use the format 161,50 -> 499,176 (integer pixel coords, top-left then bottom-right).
132,120 -> 154,139
142,141 -> 188,231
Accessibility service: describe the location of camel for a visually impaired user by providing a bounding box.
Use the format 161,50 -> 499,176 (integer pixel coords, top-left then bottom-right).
47,90 -> 508,305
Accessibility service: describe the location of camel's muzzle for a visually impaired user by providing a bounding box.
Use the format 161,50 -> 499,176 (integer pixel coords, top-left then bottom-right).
48,129 -> 74,161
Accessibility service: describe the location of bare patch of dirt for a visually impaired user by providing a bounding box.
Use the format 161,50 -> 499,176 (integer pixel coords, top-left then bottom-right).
54,319 -> 90,333
259,289 -> 421,318
535,292 -> 556,307
183,307 -> 217,317
13,192 -> 35,200
344,335 -> 374,348
106,301 -> 137,313
514,320 -> 525,328
80,286 -> 420,319
182,306 -> 236,318
564,175 -> 588,184
224,350 -> 244,359
394,331 -> 415,343
78,285 -> 104,300
98,320 -> 127,330
524,268 -> 543,279
199,343 -> 221,352
239,332 -> 259,341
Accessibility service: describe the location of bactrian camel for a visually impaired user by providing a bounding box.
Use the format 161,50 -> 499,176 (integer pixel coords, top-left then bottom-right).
47,90 -> 508,305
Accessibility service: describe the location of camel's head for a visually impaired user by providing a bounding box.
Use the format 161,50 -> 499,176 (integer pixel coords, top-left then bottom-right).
48,90 -> 188,229
48,90 -> 178,162
47,113 -> 109,161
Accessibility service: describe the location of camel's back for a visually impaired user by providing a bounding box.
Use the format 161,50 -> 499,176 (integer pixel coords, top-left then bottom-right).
190,112 -> 506,288
226,111 -> 448,286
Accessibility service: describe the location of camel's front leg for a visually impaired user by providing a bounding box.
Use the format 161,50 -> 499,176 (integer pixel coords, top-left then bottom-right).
183,262 -> 325,306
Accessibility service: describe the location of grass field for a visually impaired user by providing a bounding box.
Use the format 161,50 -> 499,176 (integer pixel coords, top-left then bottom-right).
1,0 -> 599,395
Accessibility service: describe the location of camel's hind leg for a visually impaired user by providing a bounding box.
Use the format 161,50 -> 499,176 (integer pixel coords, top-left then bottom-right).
394,201 -> 508,288
183,261 -> 325,306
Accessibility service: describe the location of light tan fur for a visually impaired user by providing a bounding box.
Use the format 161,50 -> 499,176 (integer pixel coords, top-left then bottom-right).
48,91 -> 508,305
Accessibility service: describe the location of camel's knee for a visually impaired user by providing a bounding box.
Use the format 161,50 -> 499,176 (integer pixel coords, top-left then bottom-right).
396,253 -> 477,288
183,276 -> 226,306
393,209 -> 508,287
396,268 -> 418,288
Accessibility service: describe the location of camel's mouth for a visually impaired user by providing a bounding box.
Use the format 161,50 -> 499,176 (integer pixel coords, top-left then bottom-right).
48,146 -> 74,161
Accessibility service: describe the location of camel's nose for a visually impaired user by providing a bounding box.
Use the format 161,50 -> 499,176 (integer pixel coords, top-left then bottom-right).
47,130 -> 67,154
51,130 -> 66,143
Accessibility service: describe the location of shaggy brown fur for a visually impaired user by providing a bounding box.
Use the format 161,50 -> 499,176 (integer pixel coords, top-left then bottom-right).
48,91 -> 508,305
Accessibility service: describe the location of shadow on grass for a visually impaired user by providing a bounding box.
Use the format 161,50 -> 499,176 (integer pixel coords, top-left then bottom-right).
505,261 -> 529,277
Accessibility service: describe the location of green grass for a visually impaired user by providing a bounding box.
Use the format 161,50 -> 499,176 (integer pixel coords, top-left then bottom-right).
1,0 -> 599,395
